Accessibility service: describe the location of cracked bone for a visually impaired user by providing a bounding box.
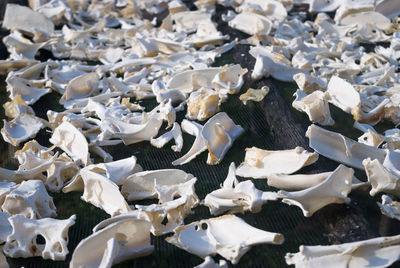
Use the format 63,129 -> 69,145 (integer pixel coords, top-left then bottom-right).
236,146 -> 318,179
2,180 -> 56,219
3,94 -> 35,119
3,214 -> 75,260
150,122 -> 183,152
70,218 -> 153,268
278,164 -> 353,217
172,119 -> 208,165
292,90 -> 335,126
293,73 -> 327,94
239,86 -> 269,105
286,234 -> 400,268
227,12 -> 272,36
201,112 -> 244,165
203,163 -> 278,215
378,195 -> 400,221
186,88 -> 220,121
121,169 -> 194,201
166,214 -> 284,264
49,121 -> 90,166
306,124 -> 386,170
1,114 -> 45,146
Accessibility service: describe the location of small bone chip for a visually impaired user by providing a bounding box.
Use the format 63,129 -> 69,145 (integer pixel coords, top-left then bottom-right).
378,195 -> 400,221
236,146 -> 318,179
166,214 -> 284,264
2,180 -> 56,219
70,218 -> 153,268
286,234 -> 400,268
3,214 -> 76,260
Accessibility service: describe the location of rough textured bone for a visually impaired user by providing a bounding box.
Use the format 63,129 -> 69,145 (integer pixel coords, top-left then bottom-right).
306,124 -> 386,170
378,195 -> 400,221
49,121 -> 90,166
1,114 -> 44,146
363,157 -> 400,197
286,234 -> 400,268
121,169 -> 194,200
239,86 -> 269,105
204,163 -> 278,215
172,119 -> 207,165
2,180 -> 56,219
6,75 -> 51,105
151,122 -> 183,152
227,12 -> 272,36
236,146 -> 318,179
293,73 -> 326,94
0,182 -> 17,208
77,169 -> 130,216
3,214 -> 75,260
70,218 -> 153,268
201,112 -> 244,165
278,164 -> 353,217
186,88 -> 220,121
292,90 -> 334,126
2,4 -> 54,35
3,94 -> 35,119
166,215 -> 284,264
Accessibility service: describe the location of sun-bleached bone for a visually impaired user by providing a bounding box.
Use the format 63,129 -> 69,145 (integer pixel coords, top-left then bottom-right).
292,90 -> 334,126
3,94 -> 35,119
71,218 -> 153,268
186,88 -> 220,121
3,214 -> 75,260
267,171 -> 368,191
0,212 -> 12,244
1,114 -> 45,146
172,10 -> 213,32
357,129 -> 384,148
306,124 -> 386,170
0,248 -> 7,268
285,234 -> 400,268
151,80 -> 186,105
172,119 -> 208,165
202,112 -> 244,165
0,59 -> 38,75
2,4 -> 54,35
76,169 -> 130,216
0,182 -> 17,208
61,72 -> 99,103
166,214 -> 284,264
325,76 -> 360,114
375,0 -> 400,19
204,163 -> 278,215
378,195 -> 400,221
121,169 -> 194,201
6,73 -> 50,104
249,48 -> 307,81
236,146 -> 318,179
239,86 -> 269,105
49,121 -> 90,166
195,256 -> 228,268
151,122 -> 183,152
363,157 -> 400,197
227,12 -> 272,36
1,180 -> 56,219
341,11 -> 392,32
278,164 -> 353,217
236,0 -> 287,21
293,73 -> 327,94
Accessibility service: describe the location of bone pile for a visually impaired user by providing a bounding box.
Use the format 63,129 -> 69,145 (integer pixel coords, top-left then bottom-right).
0,0 -> 400,267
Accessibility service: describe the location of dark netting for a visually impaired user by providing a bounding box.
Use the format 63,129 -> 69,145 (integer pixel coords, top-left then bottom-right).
0,1 -> 400,268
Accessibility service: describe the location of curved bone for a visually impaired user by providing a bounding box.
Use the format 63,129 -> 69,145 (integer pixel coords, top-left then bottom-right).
166,215 -> 284,264
49,121 -> 90,166
292,90 -> 334,126
70,218 -> 153,268
172,119 -> 207,165
121,169 -> 194,201
61,72 -> 99,102
326,76 -> 360,114
375,0 -> 400,19
201,112 -> 244,165
3,214 -> 75,260
293,73 -> 326,94
278,164 -> 353,217
195,256 -> 227,268
151,122 -> 183,152
236,146 -> 318,179
6,74 -> 51,105
306,124 -> 386,170
286,234 -> 400,268
227,12 -> 272,36
186,88 -> 220,121
2,180 -> 56,219
204,163 -> 278,215
341,11 -> 392,32
0,182 -> 16,208
0,212 -> 12,244
3,94 -> 35,119
1,114 -> 45,146
378,195 -> 400,221
239,86 -> 269,105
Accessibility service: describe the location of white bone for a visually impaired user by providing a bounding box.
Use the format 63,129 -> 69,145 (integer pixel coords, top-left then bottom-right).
121,169 -> 194,201
202,112 -> 244,165
166,215 -> 284,264
1,114 -> 44,146
378,194 -> 400,221
326,76 -> 360,114
70,218 -> 153,268
236,146 -> 318,179
306,124 -> 386,170
61,72 -> 99,102
0,212 -> 12,243
151,122 -> 183,152
293,73 -> 327,94
227,12 -> 272,36
278,164 -> 353,217
0,182 -> 17,208
286,234 -> 400,268
204,163 -> 278,215
186,88 -> 220,121
3,94 -> 35,119
194,256 -> 228,268
239,86 -> 269,105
